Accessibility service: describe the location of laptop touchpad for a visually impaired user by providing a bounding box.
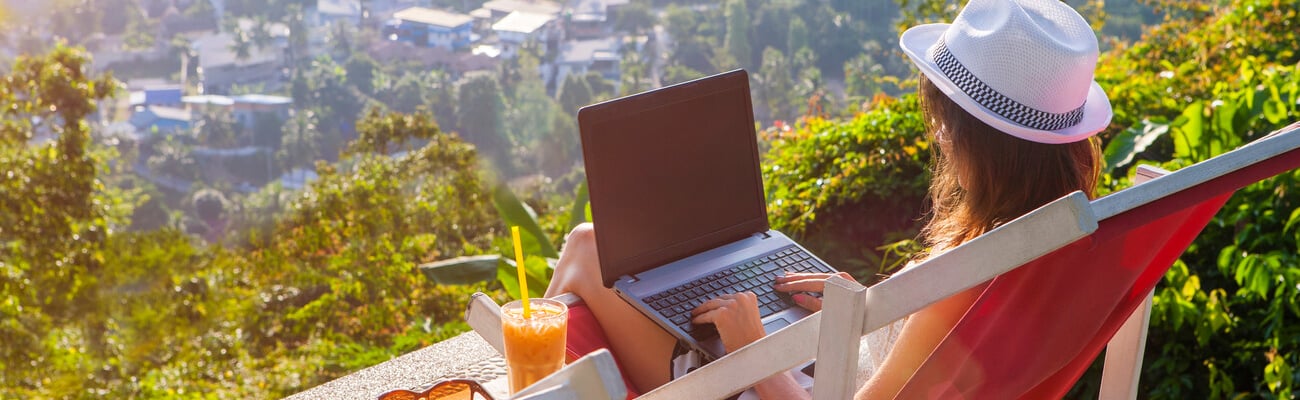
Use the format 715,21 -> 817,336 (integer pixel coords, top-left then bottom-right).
763,317 -> 792,333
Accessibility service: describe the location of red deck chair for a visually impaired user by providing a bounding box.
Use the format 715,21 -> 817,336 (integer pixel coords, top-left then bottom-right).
636,121 -> 1300,400
469,122 -> 1300,399
892,122 -> 1300,399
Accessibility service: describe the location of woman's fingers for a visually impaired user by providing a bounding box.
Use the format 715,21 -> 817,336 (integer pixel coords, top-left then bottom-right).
774,272 -> 858,293
691,296 -> 731,317
773,272 -> 837,284
790,292 -> 824,312
773,278 -> 827,293
691,293 -> 755,321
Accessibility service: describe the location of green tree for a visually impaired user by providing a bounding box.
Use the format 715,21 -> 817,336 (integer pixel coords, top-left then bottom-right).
620,52 -> 651,96
583,72 -> 616,102
345,54 -> 380,96
787,16 -> 809,55
541,107 -> 581,177
663,64 -> 705,86
456,75 -> 511,174
249,16 -> 276,50
229,26 -> 253,62
428,71 -> 459,133
279,109 -> 321,174
757,47 -> 793,121
123,5 -> 158,50
508,71 -> 558,153
252,112 -> 286,150
558,73 -> 594,115
843,52 -> 885,105
0,44 -> 117,391
724,0 -> 753,70
194,109 -> 244,147
615,0 -> 656,35
351,107 -> 442,155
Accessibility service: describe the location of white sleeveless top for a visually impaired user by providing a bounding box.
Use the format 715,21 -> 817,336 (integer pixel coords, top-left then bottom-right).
854,318 -> 907,389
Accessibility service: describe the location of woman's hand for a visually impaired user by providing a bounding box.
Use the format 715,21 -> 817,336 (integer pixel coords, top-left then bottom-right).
773,272 -> 856,312
691,292 -> 765,353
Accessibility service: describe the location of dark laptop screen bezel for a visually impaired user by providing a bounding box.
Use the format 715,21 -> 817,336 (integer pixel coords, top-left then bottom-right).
577,70 -> 770,288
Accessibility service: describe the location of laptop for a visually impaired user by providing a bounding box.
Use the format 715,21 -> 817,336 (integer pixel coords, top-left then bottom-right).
577,70 -> 839,360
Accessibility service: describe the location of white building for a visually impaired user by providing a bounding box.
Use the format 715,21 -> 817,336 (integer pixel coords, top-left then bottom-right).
478,0 -> 562,20
388,7 -> 475,51
491,11 -> 560,58
193,29 -> 286,95
554,37 -> 621,93
567,0 -> 629,38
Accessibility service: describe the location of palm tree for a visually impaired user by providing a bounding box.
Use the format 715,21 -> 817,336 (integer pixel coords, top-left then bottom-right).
229,27 -> 252,62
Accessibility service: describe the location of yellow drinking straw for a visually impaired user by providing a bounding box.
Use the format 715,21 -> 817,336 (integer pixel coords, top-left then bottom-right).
511,226 -> 531,318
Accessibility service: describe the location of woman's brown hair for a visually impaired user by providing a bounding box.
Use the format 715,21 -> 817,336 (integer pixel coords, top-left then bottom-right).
917,75 -> 1102,254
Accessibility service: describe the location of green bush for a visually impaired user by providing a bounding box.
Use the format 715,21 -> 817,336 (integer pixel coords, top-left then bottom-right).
762,95 -> 930,279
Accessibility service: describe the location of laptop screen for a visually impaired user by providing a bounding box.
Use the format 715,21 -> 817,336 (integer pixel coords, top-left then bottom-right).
578,70 -> 769,287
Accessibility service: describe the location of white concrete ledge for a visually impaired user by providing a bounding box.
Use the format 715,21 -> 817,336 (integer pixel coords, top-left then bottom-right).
287,331 -> 505,400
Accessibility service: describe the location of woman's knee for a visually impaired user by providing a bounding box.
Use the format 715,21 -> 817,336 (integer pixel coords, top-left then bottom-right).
565,223 -> 595,248
549,223 -> 600,296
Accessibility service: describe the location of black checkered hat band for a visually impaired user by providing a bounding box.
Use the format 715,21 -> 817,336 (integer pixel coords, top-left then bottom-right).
931,38 -> 1085,131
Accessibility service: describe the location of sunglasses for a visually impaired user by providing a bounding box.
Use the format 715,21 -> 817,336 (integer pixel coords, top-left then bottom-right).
378,379 -> 495,400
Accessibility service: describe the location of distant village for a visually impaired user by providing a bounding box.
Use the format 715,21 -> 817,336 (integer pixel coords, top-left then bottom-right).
6,0 -> 646,194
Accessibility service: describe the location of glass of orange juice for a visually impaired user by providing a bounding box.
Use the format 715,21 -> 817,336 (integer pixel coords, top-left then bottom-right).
501,298 -> 568,394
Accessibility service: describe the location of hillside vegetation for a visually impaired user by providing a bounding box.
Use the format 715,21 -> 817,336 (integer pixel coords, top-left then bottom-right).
2,0 -> 1298,398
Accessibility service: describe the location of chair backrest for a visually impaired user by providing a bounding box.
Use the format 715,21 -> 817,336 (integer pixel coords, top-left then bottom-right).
891,123 -> 1300,398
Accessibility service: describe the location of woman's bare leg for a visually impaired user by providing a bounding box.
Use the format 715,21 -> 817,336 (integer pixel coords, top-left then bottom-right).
545,223 -> 676,392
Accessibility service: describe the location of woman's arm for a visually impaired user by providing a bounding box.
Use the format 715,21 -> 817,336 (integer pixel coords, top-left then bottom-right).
854,284 -> 985,399
754,371 -> 811,400
693,293 -> 812,400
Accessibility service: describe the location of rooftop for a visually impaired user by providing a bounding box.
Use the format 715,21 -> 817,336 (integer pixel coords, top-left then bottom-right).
232,94 -> 293,106
141,106 -> 193,122
393,7 -> 475,29
558,37 -> 621,64
469,8 -> 493,19
183,95 -> 237,106
482,0 -> 562,17
317,0 -> 362,17
569,0 -> 630,20
491,11 -> 555,34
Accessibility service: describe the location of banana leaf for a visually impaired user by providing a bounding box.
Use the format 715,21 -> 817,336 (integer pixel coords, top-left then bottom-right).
566,181 -> 589,231
419,255 -> 501,285
1103,120 -> 1169,174
493,183 -> 559,258
496,255 -> 552,299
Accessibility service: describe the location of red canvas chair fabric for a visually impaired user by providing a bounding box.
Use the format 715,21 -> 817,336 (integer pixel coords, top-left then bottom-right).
563,302 -> 640,398
899,137 -> 1300,398
899,188 -> 1231,398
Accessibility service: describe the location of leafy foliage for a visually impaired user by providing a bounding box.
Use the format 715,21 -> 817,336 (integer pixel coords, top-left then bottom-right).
0,45 -> 118,389
762,95 -> 930,278
7,0 -> 1300,398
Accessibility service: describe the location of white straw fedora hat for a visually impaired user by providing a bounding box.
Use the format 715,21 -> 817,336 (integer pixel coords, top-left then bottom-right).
900,0 -> 1112,144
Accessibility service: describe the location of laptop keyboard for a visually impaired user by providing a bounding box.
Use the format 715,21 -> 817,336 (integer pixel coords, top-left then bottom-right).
641,246 -> 835,341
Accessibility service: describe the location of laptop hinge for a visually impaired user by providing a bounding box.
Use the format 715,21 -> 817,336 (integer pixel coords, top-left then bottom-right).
753,231 -> 771,239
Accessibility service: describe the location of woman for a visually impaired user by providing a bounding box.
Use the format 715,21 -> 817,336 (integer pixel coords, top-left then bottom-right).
546,0 -> 1109,397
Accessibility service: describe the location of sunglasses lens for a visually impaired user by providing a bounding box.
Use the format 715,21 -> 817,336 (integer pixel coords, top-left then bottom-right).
378,390 -> 418,400
426,382 -> 471,400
